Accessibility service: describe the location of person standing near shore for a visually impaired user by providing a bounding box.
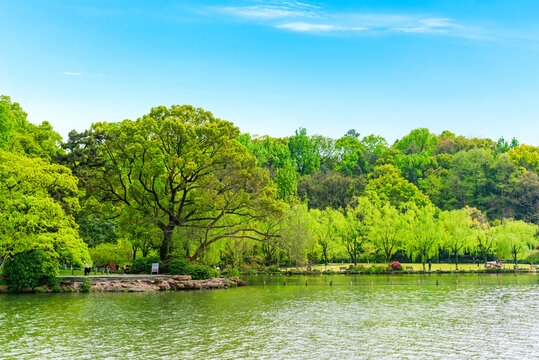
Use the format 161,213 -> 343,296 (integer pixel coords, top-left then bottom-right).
84,262 -> 91,276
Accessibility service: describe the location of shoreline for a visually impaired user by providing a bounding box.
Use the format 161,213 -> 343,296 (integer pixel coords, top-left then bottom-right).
0,275 -> 245,294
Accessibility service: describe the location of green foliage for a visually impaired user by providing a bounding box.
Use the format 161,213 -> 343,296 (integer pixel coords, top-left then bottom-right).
165,257 -> 190,274
524,251 -> 539,263
93,105 -> 281,261
492,219 -> 538,264
130,256 -> 162,274
334,135 -> 368,175
0,95 -> 63,159
288,127 -> 320,175
369,203 -> 406,263
340,197 -> 375,266
405,204 -> 443,270
3,251 -> 58,291
80,279 -> 92,293
364,265 -> 389,274
78,214 -> 118,247
222,268 -> 240,278
88,243 -> 131,268
395,128 -> 438,155
440,209 -> 475,269
297,170 -> 364,209
0,151 -> 89,266
365,164 -> 431,208
184,264 -> 220,280
507,144 -> 539,173
164,257 -> 220,279
2,96 -> 538,271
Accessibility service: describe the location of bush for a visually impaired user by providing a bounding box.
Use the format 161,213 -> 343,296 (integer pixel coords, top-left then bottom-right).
390,261 -> 402,270
165,258 -> 190,275
130,256 -> 161,274
525,251 -> 539,264
81,279 -> 92,293
184,264 -> 220,280
364,265 -> 389,274
159,257 -> 220,279
3,251 -> 58,291
89,243 -> 131,268
222,268 -> 240,278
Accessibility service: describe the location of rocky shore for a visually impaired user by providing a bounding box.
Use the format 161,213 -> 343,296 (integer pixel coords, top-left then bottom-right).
0,275 -> 245,293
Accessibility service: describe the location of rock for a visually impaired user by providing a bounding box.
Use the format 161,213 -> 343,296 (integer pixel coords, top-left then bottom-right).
153,277 -> 164,284
173,275 -> 191,281
158,283 -> 170,291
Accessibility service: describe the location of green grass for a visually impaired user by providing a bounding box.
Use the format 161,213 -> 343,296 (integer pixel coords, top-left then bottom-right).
58,269 -> 122,276
289,262 -> 536,272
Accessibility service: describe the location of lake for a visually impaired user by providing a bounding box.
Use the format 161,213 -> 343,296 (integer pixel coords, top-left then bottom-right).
2,274 -> 538,359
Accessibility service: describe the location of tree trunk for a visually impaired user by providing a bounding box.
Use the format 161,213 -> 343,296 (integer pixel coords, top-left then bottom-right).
160,225 -> 175,260
132,247 -> 138,261
455,252 -> 459,270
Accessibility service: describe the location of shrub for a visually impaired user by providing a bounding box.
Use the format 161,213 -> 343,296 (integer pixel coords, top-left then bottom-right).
222,268 -> 240,278
165,258 -> 190,275
525,251 -> 539,264
89,243 -> 131,268
364,265 -> 389,274
80,279 -> 92,293
184,264 -> 220,280
159,257 -> 219,279
130,256 -> 161,274
3,251 -> 58,291
390,261 -> 402,270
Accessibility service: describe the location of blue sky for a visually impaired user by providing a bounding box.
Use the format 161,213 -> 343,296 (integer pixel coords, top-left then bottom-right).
1,0 -> 539,145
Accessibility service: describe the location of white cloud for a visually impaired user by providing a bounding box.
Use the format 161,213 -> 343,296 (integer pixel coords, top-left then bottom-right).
220,4 -> 315,19
276,22 -> 365,33
396,17 -> 457,34
420,18 -> 453,27
63,71 -> 82,76
211,1 -> 482,39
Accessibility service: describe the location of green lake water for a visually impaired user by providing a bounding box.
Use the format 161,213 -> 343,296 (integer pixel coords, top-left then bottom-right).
1,274 -> 538,359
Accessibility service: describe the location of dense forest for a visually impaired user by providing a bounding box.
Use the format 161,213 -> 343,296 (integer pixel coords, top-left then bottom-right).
1,95 -> 538,280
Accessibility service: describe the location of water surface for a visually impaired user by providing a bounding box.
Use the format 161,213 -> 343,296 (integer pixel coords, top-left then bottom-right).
2,274 -> 538,359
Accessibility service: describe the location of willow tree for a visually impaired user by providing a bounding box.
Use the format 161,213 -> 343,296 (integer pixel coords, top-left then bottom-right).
340,197 -> 375,267
405,204 -> 443,271
310,207 -> 343,270
492,219 -> 538,267
369,203 -> 405,264
440,209 -> 475,270
94,105 -> 281,260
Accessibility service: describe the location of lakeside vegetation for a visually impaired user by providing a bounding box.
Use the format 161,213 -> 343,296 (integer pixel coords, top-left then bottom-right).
1,95 -> 538,291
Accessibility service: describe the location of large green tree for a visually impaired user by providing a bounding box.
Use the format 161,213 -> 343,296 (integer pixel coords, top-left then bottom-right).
0,151 -> 89,266
93,105 -> 281,260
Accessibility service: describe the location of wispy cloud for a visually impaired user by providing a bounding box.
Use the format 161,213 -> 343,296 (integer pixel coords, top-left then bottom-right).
63,71 -> 82,76
220,5 -> 316,19
276,22 -> 365,33
396,18 -> 458,34
212,1 -> 480,38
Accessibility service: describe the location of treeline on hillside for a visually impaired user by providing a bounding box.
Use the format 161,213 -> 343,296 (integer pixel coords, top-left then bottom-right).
1,95 -> 539,289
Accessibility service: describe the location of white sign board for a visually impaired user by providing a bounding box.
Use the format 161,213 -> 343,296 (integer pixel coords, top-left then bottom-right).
151,263 -> 159,274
